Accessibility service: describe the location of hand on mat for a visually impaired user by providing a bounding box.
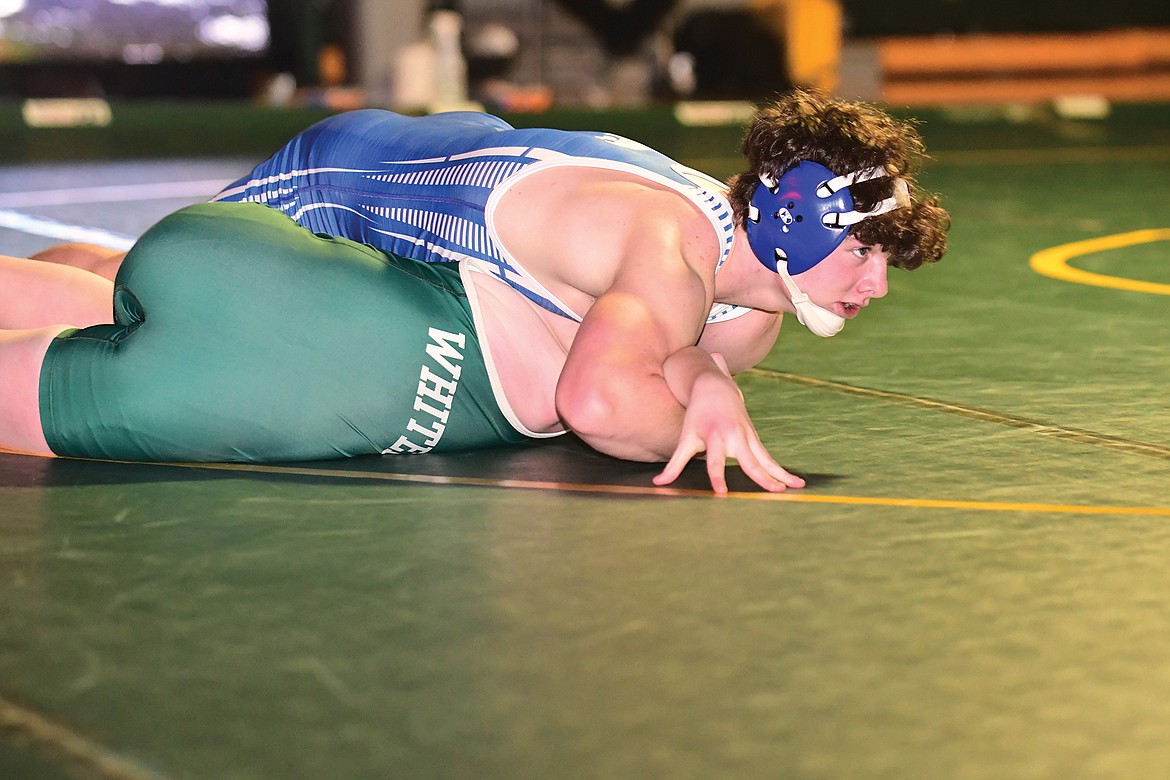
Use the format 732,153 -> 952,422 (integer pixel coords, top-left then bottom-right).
653,353 -> 805,495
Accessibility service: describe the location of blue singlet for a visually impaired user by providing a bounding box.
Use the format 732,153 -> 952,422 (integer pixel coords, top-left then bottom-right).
212,110 -> 745,323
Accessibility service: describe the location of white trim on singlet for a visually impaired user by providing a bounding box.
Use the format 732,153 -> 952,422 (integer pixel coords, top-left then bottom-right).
707,302 -> 752,323
459,262 -> 566,441
211,167 -> 385,202
483,156 -> 740,323
447,146 -> 550,162
286,201 -> 367,223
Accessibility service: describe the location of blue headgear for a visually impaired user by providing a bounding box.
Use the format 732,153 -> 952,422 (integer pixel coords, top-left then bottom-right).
745,161 -> 907,275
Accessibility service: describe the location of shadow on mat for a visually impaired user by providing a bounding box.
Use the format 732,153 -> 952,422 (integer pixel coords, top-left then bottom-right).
0,438 -> 841,495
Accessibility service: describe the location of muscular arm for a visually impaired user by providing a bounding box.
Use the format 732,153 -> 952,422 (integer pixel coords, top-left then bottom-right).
549,192 -> 801,493
555,285 -> 704,462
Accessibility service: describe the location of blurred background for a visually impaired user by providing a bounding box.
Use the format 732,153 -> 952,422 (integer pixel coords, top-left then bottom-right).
1,0 -> 1168,116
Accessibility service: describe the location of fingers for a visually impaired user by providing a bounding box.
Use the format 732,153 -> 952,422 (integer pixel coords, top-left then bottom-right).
735,451 -> 804,493
652,434 -> 701,488
653,432 -> 803,495
653,434 -> 732,495
747,436 -> 806,490
652,432 -> 731,495
705,439 -> 728,495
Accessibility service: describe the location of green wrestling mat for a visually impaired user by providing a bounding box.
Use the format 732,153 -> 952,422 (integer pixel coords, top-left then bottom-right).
2,101 -> 1170,779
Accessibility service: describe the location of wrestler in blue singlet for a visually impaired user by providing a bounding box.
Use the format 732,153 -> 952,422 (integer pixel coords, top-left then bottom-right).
212,110 -> 744,323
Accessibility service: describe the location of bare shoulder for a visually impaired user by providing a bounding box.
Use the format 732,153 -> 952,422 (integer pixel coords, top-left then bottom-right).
698,309 -> 784,374
494,166 -> 723,302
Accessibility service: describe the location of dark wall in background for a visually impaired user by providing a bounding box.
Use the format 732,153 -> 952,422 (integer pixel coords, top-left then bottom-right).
843,0 -> 1170,36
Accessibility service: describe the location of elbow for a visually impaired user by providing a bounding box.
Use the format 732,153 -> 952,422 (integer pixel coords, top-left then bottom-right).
554,354 -> 670,462
555,374 -> 619,442
556,380 -> 659,462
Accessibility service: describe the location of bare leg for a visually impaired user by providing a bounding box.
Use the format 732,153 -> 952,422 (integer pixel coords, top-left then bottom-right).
0,326 -> 67,456
29,243 -> 125,282
0,254 -> 113,330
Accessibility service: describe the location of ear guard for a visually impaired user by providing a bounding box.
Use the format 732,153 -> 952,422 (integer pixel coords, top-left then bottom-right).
745,160 -> 907,275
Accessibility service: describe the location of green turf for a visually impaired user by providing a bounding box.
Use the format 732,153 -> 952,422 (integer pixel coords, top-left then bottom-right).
0,101 -> 337,161
767,153 -> 1170,468
6,477 -> 1170,779
2,101 -> 1170,779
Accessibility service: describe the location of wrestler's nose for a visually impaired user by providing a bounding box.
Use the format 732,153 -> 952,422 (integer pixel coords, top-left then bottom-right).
861,257 -> 888,301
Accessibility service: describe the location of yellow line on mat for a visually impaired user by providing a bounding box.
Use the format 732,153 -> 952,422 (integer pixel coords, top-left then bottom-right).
1030,228 -> 1170,295
153,461 -> 1170,517
5,445 -> 1170,515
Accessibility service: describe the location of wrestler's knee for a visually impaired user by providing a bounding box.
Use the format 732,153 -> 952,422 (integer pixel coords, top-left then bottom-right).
29,243 -> 125,282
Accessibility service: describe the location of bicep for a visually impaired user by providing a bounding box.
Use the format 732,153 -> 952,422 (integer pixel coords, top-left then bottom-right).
557,284 -> 701,402
565,250 -> 711,378
554,246 -> 712,437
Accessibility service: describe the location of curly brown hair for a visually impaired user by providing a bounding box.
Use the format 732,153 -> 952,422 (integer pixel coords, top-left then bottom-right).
727,89 -> 950,270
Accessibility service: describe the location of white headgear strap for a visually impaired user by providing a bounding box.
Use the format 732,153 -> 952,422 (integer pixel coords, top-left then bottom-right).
818,168 -> 911,228
774,253 -> 845,338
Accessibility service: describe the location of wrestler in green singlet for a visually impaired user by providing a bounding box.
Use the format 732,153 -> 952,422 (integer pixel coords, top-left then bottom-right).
38,202 -> 540,462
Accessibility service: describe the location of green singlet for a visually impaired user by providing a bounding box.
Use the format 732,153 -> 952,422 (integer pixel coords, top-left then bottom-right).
38,202 -> 545,462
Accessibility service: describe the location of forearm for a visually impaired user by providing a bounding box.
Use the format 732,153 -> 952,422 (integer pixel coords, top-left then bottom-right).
557,346 -> 729,462
661,345 -> 730,407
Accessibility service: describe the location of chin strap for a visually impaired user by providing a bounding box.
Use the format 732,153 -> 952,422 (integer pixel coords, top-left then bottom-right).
775,255 -> 845,338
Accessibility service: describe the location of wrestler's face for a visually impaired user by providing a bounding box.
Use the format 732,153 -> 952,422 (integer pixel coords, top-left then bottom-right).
795,236 -> 889,320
